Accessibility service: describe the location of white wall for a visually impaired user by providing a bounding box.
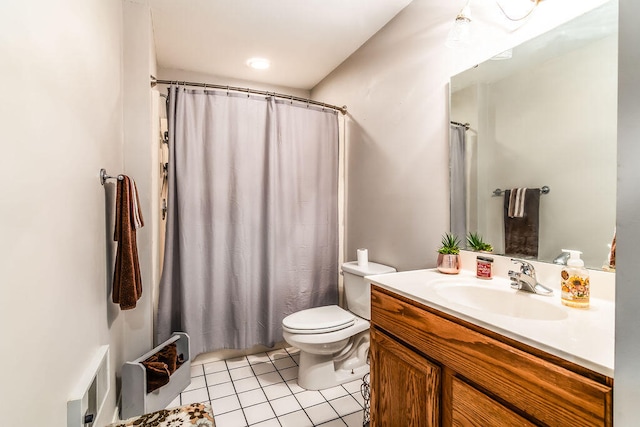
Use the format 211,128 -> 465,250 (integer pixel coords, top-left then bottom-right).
312,0 -> 609,271
615,0 -> 640,423
0,0 -> 127,425
121,0 -> 156,362
315,0 -> 640,423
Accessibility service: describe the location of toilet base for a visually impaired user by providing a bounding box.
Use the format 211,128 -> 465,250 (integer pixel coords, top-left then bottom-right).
296,331 -> 370,390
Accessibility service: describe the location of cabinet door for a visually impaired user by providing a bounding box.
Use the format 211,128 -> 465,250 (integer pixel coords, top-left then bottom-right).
371,328 -> 440,427
451,377 -> 537,427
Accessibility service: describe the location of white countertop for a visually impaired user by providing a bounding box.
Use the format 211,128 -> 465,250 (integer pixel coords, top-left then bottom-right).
366,268 -> 615,377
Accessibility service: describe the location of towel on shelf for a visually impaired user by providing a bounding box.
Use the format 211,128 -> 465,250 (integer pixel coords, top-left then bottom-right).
504,188 -> 540,258
508,187 -> 527,218
113,176 -> 144,310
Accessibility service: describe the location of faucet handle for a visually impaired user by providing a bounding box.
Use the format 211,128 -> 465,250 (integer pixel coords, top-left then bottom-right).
510,258 -> 536,278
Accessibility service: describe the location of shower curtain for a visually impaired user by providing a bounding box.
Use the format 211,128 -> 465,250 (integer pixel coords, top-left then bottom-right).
156,86 -> 339,356
450,124 -> 467,241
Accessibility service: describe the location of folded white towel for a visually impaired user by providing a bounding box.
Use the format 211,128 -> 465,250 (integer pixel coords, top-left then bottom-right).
129,178 -> 144,229
508,188 -> 527,218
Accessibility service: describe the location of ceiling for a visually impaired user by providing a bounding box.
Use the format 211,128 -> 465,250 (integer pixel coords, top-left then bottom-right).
149,0 -> 414,90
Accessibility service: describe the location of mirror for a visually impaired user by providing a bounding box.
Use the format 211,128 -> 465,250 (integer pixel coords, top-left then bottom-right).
449,1 -> 617,270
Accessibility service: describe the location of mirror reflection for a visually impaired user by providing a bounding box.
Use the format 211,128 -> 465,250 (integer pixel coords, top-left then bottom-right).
449,1 -> 617,270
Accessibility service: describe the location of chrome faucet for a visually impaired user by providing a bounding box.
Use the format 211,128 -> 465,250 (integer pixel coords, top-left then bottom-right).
508,259 -> 553,296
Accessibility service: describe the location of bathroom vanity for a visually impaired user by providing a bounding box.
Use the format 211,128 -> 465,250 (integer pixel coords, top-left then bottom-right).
367,269 -> 614,426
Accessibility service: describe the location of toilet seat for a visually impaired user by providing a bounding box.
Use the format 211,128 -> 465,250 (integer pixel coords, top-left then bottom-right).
282,305 -> 355,334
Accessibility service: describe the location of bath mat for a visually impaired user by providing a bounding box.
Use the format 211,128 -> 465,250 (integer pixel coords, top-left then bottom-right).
107,402 -> 215,427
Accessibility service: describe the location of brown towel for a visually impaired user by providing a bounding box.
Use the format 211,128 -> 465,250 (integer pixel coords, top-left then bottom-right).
504,188 -> 540,258
141,355 -> 171,393
156,343 -> 178,374
112,176 -> 144,310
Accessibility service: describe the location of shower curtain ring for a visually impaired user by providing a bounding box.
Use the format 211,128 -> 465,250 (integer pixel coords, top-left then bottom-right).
226,86 -> 230,96
290,95 -> 293,105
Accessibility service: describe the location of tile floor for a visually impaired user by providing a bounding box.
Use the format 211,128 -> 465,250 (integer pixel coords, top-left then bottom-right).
167,347 -> 366,426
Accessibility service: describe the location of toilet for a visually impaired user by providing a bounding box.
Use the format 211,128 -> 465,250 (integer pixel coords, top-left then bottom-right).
282,261 -> 396,390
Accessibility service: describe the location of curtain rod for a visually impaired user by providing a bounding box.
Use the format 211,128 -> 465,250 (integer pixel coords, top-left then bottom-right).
150,76 -> 347,115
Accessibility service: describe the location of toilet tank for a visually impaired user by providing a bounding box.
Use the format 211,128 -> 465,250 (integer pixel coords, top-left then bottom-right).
341,261 -> 396,320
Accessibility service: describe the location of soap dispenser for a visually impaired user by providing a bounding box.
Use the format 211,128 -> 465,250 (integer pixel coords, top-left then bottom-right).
560,250 -> 590,308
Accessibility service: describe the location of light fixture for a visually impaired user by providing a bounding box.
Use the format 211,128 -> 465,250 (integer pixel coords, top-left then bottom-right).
246,57 -> 270,70
446,0 -> 473,47
446,0 -> 543,48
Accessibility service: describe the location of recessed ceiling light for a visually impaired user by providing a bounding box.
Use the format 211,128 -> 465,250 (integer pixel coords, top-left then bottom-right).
247,57 -> 270,70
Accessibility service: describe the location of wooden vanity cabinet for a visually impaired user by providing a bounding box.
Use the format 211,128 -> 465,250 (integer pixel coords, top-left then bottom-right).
370,286 -> 613,427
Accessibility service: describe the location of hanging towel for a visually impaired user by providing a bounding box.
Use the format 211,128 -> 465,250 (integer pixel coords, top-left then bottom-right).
504,188 -> 540,258
508,187 -> 527,218
112,176 -> 144,310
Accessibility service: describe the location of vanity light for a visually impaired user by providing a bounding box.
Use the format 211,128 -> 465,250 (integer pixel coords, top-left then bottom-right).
246,57 -> 270,70
446,0 -> 472,47
446,0 -> 543,47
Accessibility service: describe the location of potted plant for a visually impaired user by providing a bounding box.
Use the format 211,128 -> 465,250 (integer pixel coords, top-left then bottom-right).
466,232 -> 493,253
437,233 -> 461,274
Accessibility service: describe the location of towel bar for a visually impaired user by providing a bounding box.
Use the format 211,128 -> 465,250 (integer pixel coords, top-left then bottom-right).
493,186 -> 550,197
100,168 -> 124,185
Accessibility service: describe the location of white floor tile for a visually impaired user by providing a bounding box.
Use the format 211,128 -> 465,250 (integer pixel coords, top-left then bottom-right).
251,361 -> 276,376
278,366 -> 298,381
237,387 -> 268,408
320,385 -> 349,401
342,379 -> 363,394
206,370 -> 232,386
328,395 -> 362,417
180,387 -> 209,405
305,402 -> 340,425
211,394 -> 241,415
247,352 -> 271,365
233,376 -> 261,393
350,391 -> 365,408
251,418 -> 281,427
318,419 -> 347,427
263,382 -> 293,400
230,365 -> 255,381
177,350 -> 368,427
278,409 -> 313,427
273,356 -> 296,370
342,410 -> 365,427
214,409 -> 248,427
285,379 -> 305,394
184,375 -> 207,392
285,346 -> 300,356
203,360 -> 227,375
226,355 -> 250,369
257,370 -> 284,387
270,394 -> 302,416
243,401 -> 276,425
190,364 -> 204,377
208,381 -> 236,400
294,390 -> 325,408
267,348 -> 290,360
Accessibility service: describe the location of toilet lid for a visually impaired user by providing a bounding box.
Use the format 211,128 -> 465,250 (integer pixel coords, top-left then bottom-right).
282,305 -> 355,334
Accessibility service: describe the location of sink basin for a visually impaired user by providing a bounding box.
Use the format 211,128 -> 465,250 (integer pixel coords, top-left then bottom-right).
434,282 -> 568,321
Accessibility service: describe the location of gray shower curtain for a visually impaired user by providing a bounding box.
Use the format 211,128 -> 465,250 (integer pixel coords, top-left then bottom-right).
450,125 -> 467,241
156,86 -> 339,356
